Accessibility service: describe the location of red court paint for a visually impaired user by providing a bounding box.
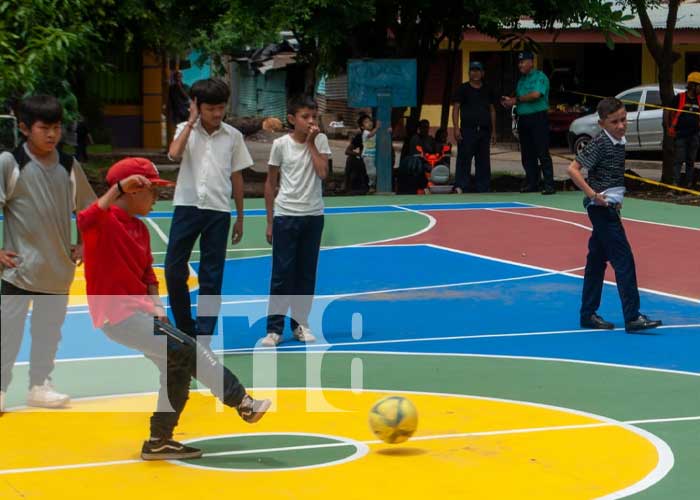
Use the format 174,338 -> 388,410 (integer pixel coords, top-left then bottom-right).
385,208 -> 699,300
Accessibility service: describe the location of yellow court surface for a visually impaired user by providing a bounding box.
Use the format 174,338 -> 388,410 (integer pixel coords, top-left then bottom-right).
0,389 -> 664,499
67,266 -> 199,306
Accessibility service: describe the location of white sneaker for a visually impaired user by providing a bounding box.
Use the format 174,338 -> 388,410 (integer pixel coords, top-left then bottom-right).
260,333 -> 282,347
0,391 -> 5,414
27,380 -> 70,409
293,325 -> 316,343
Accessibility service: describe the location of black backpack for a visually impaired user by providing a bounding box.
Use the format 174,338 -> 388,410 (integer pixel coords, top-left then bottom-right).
12,144 -> 74,174
3,145 -> 74,199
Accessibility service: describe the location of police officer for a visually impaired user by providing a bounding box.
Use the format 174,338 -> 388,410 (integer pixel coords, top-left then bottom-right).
502,51 -> 555,194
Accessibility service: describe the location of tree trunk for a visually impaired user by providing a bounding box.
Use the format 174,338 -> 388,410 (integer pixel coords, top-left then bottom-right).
304,63 -> 317,96
632,0 -> 682,184
658,61 -> 677,184
440,39 -> 460,131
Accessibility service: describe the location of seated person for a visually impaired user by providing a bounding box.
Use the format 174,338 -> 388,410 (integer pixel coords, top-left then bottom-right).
344,130 -> 368,194
408,119 -> 437,156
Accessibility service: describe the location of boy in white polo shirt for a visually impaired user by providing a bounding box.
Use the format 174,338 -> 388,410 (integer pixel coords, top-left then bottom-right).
166,78 -> 253,344
261,96 -> 331,347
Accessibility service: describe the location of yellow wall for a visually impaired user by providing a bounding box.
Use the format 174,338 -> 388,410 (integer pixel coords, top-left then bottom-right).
642,43 -> 700,84
142,51 -> 163,149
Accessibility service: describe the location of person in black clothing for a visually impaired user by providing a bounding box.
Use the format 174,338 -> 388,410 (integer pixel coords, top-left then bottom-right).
664,72 -> 700,188
168,70 -> 190,126
344,131 -> 369,194
452,61 -> 497,193
567,97 -> 662,333
75,115 -> 92,162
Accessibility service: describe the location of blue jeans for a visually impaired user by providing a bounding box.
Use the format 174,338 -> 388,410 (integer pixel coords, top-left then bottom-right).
165,206 -> 230,342
581,205 -> 641,323
266,215 -> 324,334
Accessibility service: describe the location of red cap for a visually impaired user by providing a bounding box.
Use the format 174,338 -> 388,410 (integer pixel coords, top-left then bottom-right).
106,157 -> 175,187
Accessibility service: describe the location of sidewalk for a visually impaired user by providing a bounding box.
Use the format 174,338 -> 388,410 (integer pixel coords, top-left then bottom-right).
153,136 -> 664,182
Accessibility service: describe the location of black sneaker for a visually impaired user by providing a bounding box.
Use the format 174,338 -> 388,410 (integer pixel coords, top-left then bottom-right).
541,188 -> 556,195
237,394 -> 272,424
141,438 -> 203,461
580,313 -> 615,330
625,315 -> 663,333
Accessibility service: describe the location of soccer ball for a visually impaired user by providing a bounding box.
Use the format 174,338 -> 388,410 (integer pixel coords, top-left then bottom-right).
368,396 -> 418,444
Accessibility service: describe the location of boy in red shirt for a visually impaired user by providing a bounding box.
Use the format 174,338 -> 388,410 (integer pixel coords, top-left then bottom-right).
77,157 -> 270,460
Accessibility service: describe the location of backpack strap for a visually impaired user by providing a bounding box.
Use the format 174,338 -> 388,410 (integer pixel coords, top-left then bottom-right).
6,145 -> 74,200
12,144 -> 73,173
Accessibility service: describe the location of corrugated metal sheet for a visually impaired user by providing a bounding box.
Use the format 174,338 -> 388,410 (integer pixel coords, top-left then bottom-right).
325,75 -> 348,99
234,64 -> 287,120
261,71 -> 287,120
518,3 -> 700,30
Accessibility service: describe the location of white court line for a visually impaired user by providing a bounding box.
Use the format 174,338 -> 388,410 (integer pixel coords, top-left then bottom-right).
486,207 -> 593,231
144,217 -> 197,279
15,321 -> 700,368
220,322 -> 700,354
211,264 -> 587,307
527,203 -> 700,232
0,384 -> 682,499
426,242 -> 700,304
64,255 -> 586,314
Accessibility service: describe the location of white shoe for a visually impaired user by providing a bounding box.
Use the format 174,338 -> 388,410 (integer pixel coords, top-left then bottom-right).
27,380 -> 70,409
0,391 -> 5,414
293,325 -> 316,343
455,186 -> 463,194
260,333 -> 282,347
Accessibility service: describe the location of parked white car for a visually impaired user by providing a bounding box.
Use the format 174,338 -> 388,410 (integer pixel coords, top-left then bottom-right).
568,84 -> 685,154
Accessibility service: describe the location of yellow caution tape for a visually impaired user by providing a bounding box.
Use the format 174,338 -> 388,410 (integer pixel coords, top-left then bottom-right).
624,172 -> 700,196
569,90 -> 700,116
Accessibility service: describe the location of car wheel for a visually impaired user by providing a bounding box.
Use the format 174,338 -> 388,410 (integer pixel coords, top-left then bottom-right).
573,135 -> 592,155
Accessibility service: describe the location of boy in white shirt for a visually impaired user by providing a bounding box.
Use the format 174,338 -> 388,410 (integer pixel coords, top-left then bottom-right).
166,79 -> 253,344
261,96 -> 332,347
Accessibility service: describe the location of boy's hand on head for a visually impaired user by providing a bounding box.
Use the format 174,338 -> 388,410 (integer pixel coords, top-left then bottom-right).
232,218 -> 243,245
188,98 -> 199,125
120,175 -> 152,193
0,249 -> 19,268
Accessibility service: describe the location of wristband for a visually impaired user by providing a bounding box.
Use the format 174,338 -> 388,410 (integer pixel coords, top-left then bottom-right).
117,180 -> 125,194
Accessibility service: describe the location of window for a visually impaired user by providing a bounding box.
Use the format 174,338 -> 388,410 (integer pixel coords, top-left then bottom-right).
619,91 -> 642,112
644,90 -> 661,110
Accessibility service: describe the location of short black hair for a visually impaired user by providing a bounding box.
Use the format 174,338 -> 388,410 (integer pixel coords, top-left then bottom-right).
190,78 -> 230,106
357,114 -> 373,127
597,97 -> 624,120
419,119 -> 430,127
287,95 -> 317,116
18,95 -> 63,127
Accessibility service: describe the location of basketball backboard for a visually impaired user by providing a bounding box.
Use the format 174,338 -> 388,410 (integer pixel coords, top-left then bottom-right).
347,59 -> 417,108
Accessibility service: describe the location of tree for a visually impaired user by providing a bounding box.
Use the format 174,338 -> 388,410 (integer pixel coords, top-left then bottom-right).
629,0 -> 681,183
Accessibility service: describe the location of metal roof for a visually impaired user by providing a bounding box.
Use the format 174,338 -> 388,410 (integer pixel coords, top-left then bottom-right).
518,2 -> 700,31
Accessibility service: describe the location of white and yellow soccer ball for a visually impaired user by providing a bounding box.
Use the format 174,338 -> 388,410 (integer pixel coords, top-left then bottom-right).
368,396 -> 418,444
